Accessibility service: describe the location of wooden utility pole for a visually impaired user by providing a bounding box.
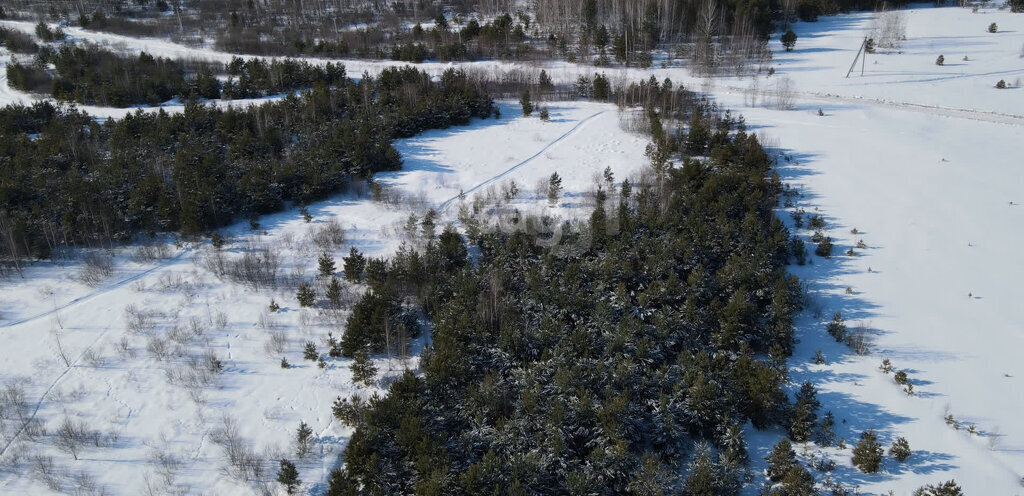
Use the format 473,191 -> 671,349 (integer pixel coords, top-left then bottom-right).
846,37 -> 867,78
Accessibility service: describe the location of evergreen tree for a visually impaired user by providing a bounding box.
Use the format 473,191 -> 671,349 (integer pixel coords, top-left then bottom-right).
277,459 -> 300,494
913,480 -> 963,496
318,251 -> 336,277
296,421 -> 314,457
816,411 -> 836,447
547,172 -> 563,207
520,90 -> 534,117
890,437 -> 912,462
685,450 -> 717,496
766,438 -> 797,482
538,69 -> 553,91
826,312 -> 846,342
326,277 -> 343,308
815,236 -> 833,257
781,29 -> 798,52
343,247 -> 366,282
304,342 -> 318,361
297,283 -> 316,307
540,107 -> 550,122
351,348 -> 377,387
852,429 -> 884,473
789,381 -> 820,442
778,465 -> 815,496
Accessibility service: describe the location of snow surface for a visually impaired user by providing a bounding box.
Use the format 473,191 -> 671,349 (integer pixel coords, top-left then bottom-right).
1,3 -> 1024,494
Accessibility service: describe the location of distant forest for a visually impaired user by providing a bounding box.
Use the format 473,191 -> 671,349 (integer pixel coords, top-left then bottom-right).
0,0 -> 914,71
0,66 -> 494,263
7,41 -> 350,107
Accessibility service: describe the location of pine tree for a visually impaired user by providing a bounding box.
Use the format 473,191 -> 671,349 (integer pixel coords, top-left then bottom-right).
538,69 -> 553,91
343,247 -> 366,282
277,459 -> 300,494
547,172 -> 562,207
351,348 -> 377,387
327,332 -> 342,358
539,107 -> 550,122
815,236 -> 833,257
296,283 -> 316,307
781,29 -> 798,52
296,421 -> 314,457
852,429 -> 884,473
720,423 -> 749,469
766,438 -> 797,482
318,251 -> 336,277
326,277 -> 343,308
779,465 -> 816,496
685,450 -> 717,496
913,480 -> 963,496
890,437 -> 912,462
789,381 -> 820,442
817,411 -> 836,447
520,90 -> 534,117
303,342 -> 318,361
826,312 -> 846,342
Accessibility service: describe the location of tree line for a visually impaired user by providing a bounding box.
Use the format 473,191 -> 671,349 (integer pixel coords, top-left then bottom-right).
0,66 -> 494,265
6,42 -> 352,107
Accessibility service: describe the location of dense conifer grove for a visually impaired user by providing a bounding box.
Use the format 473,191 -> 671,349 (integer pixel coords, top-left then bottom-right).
0,66 -> 494,260
326,94 -> 802,494
6,43 -> 351,107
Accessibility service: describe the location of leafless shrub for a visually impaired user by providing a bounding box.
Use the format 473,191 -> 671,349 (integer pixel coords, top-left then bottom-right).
167,325 -> 192,346
0,380 -> 31,431
773,76 -> 797,110
872,10 -> 907,49
309,219 -> 345,252
188,317 -> 207,340
145,449 -> 180,487
31,454 -> 65,492
81,347 -> 106,367
257,312 -> 278,330
225,245 -> 281,290
79,251 -> 115,287
54,417 -> 98,460
844,324 -> 874,355
133,242 -> 171,262
264,330 -> 287,356
617,108 -> 650,134
210,416 -> 264,481
146,336 -> 170,361
124,305 -> 157,335
71,469 -> 109,496
156,272 -> 187,292
117,337 -> 136,359
201,248 -> 228,278
213,311 -> 229,331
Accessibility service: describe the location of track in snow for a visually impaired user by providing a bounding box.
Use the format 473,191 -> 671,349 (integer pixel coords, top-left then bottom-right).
437,110 -> 607,212
0,247 -> 192,330
727,86 -> 1024,126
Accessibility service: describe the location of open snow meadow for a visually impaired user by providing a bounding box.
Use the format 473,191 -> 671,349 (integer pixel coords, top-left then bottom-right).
1,2 -> 1023,494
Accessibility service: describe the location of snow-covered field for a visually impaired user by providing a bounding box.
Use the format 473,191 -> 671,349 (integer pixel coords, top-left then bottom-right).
1,3 -> 1023,494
